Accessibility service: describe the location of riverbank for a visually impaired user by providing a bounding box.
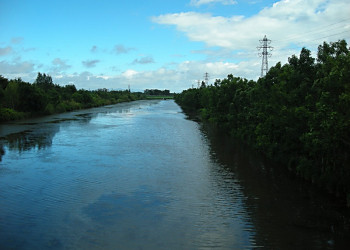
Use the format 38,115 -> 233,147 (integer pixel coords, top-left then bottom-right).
174,40 -> 350,207
0,100 -> 152,138
176,91 -> 350,208
0,96 -> 143,123
0,74 -> 146,122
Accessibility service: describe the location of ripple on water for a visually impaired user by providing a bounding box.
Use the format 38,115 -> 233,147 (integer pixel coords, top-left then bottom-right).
2,100 -> 347,249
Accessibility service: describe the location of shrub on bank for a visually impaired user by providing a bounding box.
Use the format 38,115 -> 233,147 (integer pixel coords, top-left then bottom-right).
0,108 -> 26,121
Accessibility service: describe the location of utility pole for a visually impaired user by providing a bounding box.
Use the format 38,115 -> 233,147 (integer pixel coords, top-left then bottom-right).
257,35 -> 273,77
197,80 -> 201,88
204,72 -> 209,86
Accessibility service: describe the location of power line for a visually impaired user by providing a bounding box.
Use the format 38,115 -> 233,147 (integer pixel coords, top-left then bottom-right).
301,30 -> 350,44
275,17 -> 350,43
235,28 -> 348,59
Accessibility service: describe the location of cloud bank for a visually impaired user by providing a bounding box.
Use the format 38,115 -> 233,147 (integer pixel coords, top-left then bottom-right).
153,0 -> 350,51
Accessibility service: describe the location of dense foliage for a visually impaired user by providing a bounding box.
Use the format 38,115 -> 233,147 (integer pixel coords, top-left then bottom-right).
175,40 -> 350,204
0,73 -> 144,121
144,89 -> 171,96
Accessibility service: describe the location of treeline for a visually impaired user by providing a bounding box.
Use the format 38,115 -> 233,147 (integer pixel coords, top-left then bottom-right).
175,40 -> 350,204
0,73 -> 144,121
144,89 -> 171,96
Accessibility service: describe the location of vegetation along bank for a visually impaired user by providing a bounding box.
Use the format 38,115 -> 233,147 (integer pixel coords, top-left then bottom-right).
0,73 -> 146,121
175,40 -> 350,206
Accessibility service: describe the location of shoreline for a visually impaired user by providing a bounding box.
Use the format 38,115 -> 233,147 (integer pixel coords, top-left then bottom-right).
0,100 -> 158,138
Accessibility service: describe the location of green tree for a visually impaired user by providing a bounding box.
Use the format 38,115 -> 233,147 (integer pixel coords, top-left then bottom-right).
4,79 -> 20,109
34,72 -> 54,91
17,81 -> 46,112
175,40 -> 350,204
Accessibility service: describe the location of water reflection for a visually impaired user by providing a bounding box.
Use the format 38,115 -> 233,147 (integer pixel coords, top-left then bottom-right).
0,145 -> 4,161
202,124 -> 350,250
0,127 -> 59,163
5,129 -> 58,152
0,100 -> 349,249
0,112 -> 95,162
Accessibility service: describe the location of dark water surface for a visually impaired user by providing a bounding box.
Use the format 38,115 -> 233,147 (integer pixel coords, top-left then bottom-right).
0,100 -> 349,249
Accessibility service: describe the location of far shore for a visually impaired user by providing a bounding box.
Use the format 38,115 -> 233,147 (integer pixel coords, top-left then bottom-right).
0,100 -> 163,138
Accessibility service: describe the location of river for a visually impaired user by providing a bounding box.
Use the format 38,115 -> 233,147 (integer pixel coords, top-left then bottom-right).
0,100 -> 349,249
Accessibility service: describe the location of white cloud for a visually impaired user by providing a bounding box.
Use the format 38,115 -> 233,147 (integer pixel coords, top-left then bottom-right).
122,69 -> 138,79
113,44 -> 136,54
82,59 -> 100,68
153,0 -> 350,52
0,57 -> 36,80
2,56 -> 259,92
132,56 -> 155,64
52,58 -> 71,71
11,37 -> 24,44
151,0 -> 350,85
3,0 -> 349,93
190,0 -> 237,6
96,75 -> 111,80
127,60 -> 251,91
91,45 -> 98,52
48,60 -> 237,92
0,46 -> 13,56
0,56 -> 259,92
0,59 -> 35,74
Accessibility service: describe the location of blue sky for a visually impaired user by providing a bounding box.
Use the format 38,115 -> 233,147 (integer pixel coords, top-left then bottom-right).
1,0 -> 349,92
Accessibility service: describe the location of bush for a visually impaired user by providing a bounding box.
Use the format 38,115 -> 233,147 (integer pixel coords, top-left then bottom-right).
44,104 -> 55,115
0,108 -> 26,121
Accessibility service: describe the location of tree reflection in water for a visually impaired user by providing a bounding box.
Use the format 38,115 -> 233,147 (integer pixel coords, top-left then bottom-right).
0,112 -> 94,162
202,124 -> 350,250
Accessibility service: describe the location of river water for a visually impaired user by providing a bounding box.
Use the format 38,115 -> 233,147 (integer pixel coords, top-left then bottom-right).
0,100 -> 349,249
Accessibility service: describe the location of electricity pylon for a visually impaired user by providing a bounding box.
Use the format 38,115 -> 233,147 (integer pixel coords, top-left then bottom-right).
204,72 -> 209,86
257,35 -> 273,77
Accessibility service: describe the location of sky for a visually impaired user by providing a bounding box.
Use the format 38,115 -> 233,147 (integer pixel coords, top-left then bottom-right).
0,0 -> 349,92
